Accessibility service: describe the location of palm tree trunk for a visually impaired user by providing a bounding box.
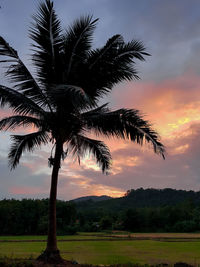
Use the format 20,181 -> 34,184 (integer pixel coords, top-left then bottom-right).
37,140 -> 63,263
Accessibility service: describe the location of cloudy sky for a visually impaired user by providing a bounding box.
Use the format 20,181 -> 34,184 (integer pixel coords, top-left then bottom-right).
1,0 -> 200,200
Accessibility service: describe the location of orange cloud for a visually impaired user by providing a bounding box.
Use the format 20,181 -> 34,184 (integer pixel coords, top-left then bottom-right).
112,72 -> 200,139
9,186 -> 48,195
172,144 -> 189,155
58,176 -> 125,198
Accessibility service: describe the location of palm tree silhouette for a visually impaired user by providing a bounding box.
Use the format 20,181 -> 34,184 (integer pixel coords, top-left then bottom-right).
0,0 -> 165,263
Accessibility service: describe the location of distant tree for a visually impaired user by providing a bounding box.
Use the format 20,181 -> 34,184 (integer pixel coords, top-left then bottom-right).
122,209 -> 141,231
0,0 -> 164,263
100,216 -> 113,230
173,220 -> 197,233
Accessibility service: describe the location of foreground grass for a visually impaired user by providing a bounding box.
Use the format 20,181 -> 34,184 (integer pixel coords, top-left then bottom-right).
56,240 -> 200,265
1,234 -> 200,265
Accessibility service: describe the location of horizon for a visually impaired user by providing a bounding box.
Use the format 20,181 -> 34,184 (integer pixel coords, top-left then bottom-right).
1,0 -> 200,200
1,187 -> 200,201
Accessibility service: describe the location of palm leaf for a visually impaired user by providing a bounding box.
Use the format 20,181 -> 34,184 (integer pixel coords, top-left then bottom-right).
0,115 -> 42,131
69,134 -> 111,173
62,16 -> 98,80
9,131 -> 49,169
88,34 -> 123,70
82,103 -> 109,116
48,84 -> 95,110
83,108 -> 165,158
0,36 -> 50,108
114,40 -> 150,62
30,0 -> 62,85
77,36 -> 150,99
0,37 -> 18,59
0,85 -> 45,116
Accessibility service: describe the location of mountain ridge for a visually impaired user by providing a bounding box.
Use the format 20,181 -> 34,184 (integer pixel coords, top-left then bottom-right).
74,188 -> 200,212
71,195 -> 112,202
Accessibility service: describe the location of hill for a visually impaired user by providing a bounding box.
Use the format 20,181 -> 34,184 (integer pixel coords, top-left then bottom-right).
75,188 -> 200,213
72,195 -> 112,202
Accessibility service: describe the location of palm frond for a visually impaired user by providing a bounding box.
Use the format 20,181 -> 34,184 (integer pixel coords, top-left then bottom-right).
88,34 -> 123,70
48,84 -> 95,110
81,37 -> 150,98
0,37 -> 18,59
115,40 -> 150,62
83,108 -> 165,158
63,15 -> 98,79
69,134 -> 111,173
0,85 -> 45,116
0,36 -> 50,107
82,103 -> 110,116
9,131 -> 49,169
0,115 -> 42,131
30,0 -> 62,85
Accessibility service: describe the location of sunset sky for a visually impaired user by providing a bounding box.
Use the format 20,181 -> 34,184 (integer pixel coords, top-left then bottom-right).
1,0 -> 200,200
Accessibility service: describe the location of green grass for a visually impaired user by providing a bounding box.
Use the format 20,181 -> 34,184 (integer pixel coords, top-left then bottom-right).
59,240 -> 200,265
0,236 -> 45,241
0,234 -> 113,241
1,235 -> 200,265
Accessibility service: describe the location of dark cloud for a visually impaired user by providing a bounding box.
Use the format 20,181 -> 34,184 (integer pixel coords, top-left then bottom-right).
1,0 -> 200,82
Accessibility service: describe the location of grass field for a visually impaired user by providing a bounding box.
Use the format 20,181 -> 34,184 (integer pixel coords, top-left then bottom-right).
0,234 -> 113,241
1,233 -> 200,265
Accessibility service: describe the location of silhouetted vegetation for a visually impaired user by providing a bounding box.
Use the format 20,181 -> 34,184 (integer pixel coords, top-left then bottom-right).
75,188 -> 200,233
1,188 -> 200,235
0,199 -> 77,235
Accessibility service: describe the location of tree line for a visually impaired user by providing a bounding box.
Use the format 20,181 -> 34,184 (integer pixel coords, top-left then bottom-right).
0,199 -> 76,235
1,188 -> 200,235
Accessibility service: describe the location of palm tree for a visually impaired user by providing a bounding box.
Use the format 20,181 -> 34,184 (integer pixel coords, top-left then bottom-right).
0,0 -> 164,263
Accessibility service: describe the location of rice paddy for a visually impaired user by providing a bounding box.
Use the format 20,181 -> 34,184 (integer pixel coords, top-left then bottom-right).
1,232 -> 200,265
